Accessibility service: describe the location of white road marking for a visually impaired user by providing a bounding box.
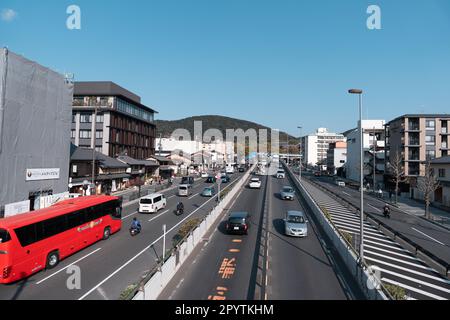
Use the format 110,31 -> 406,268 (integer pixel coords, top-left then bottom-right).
367,257 -> 450,287
343,192 -> 351,197
78,187 -> 228,300
36,248 -> 102,284
168,195 -> 175,199
382,278 -> 447,300
364,244 -> 424,262
148,210 -> 170,222
122,212 -> 137,220
188,193 -> 199,200
96,287 -> 109,300
411,227 -> 446,246
368,204 -> 382,213
365,250 -> 435,272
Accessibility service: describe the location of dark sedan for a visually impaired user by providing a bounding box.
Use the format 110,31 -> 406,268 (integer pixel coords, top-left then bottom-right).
225,212 -> 251,235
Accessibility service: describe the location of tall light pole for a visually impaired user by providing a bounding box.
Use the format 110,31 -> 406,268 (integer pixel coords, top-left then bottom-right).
92,97 -> 100,194
348,89 -> 364,263
373,126 -> 377,194
297,126 -> 302,181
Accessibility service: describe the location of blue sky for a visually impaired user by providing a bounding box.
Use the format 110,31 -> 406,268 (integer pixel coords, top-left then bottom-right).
1,0 -> 450,136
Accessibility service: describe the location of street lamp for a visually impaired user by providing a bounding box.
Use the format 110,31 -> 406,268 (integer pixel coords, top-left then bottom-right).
297,126 -> 302,181
348,88 -> 365,262
92,97 -> 101,193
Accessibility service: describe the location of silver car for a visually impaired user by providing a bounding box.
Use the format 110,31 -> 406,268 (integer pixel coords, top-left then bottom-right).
280,186 -> 295,200
284,211 -> 308,237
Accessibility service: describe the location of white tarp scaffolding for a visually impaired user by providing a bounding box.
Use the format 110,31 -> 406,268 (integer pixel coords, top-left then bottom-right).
0,48 -> 74,215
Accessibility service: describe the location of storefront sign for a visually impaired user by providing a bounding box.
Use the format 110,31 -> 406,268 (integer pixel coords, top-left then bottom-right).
26,168 -> 60,181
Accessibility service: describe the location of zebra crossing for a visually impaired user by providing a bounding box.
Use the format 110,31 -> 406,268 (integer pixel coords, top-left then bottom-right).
302,179 -> 450,300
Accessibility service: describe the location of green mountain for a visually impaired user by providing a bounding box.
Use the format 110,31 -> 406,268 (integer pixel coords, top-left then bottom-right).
155,115 -> 299,146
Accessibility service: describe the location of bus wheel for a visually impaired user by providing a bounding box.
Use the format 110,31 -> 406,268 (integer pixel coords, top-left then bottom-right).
46,251 -> 59,269
103,227 -> 111,240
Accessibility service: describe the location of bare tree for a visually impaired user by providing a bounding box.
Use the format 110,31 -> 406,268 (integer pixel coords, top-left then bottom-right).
387,150 -> 406,204
417,161 -> 440,220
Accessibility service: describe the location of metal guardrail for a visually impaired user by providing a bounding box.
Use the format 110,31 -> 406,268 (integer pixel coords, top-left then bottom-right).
306,177 -> 450,278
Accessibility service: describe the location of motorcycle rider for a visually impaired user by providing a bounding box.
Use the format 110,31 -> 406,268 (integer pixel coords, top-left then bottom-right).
131,217 -> 142,232
176,201 -> 184,214
383,205 -> 391,218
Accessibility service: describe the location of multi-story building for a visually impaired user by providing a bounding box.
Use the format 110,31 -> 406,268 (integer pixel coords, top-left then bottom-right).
0,49 -> 73,217
300,128 -> 346,169
71,82 -> 157,160
344,120 -> 386,187
384,114 -> 450,191
326,141 -> 347,176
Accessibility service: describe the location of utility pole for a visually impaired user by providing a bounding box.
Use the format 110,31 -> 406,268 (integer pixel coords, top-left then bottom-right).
373,126 -> 377,194
91,97 -> 100,194
297,126 -> 302,181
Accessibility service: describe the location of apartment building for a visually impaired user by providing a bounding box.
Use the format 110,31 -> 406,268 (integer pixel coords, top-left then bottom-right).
385,114 -> 450,190
301,128 -> 345,169
326,141 -> 347,176
71,82 -> 157,160
345,120 -> 386,187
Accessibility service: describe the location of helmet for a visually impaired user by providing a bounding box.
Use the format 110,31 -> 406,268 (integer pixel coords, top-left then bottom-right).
133,217 -> 137,221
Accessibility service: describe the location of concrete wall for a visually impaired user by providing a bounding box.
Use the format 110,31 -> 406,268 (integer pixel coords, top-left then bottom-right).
0,49 -> 73,213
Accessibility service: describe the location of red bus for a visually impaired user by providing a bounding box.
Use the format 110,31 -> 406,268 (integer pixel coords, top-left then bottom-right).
0,195 -> 122,284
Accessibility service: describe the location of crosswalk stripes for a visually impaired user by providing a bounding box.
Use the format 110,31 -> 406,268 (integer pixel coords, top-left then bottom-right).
301,179 -> 450,300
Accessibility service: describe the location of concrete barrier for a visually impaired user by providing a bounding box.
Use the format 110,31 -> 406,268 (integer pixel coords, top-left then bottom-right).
283,164 -> 388,300
131,164 -> 256,300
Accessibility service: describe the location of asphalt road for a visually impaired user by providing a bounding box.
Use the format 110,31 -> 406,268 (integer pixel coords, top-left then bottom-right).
0,171 -> 246,300
311,175 -> 450,265
160,171 -> 359,300
266,174 -> 355,299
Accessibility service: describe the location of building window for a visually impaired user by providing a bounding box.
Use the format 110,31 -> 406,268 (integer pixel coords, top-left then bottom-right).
79,130 -> 91,139
80,114 -> 92,123
96,130 -> 103,139
426,150 -> 436,160
71,130 -> 76,139
72,114 -> 77,123
426,120 -> 435,130
95,146 -> 103,153
439,169 -> 446,178
96,114 -> 104,123
425,135 -> 435,146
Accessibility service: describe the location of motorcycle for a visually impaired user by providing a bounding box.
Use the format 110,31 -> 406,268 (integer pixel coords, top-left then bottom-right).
383,208 -> 391,219
129,226 -> 141,236
175,207 -> 184,216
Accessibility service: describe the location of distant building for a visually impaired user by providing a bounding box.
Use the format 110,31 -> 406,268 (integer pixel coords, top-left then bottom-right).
410,156 -> 450,208
326,141 -> 347,176
301,128 -> 346,169
344,120 -> 386,187
384,114 -> 450,191
0,49 -> 73,217
147,155 -> 176,179
71,81 -> 157,160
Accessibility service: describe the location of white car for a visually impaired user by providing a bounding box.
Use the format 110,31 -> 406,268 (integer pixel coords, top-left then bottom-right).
249,178 -> 262,189
276,170 -> 285,179
335,180 -> 346,187
201,172 -> 209,178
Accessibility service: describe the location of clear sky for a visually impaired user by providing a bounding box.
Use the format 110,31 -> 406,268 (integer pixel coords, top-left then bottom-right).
1,0 -> 450,136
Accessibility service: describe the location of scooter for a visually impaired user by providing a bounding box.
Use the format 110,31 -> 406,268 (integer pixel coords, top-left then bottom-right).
130,226 -> 141,236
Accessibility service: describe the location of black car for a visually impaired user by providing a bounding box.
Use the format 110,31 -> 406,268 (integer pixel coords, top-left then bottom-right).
238,166 -> 245,173
225,212 -> 251,235
206,176 -> 216,183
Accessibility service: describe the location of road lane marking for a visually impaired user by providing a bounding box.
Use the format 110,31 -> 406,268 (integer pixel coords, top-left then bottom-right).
36,248 -> 102,284
122,212 -> 137,220
368,204 -> 382,213
168,195 -> 175,199
78,185 -> 230,300
411,227 -> 445,246
148,210 -> 170,222
188,193 -> 199,200
382,278 -> 446,300
343,192 -> 351,196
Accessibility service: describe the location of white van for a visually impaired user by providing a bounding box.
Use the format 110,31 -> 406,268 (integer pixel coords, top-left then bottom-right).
178,184 -> 192,197
139,193 -> 167,214
226,165 -> 235,174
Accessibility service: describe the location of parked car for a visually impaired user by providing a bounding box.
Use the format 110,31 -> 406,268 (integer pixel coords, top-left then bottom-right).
284,211 -> 308,237
201,186 -> 216,197
249,178 -> 262,189
335,179 -> 346,187
206,176 -> 216,183
314,171 -> 321,177
280,186 -> 295,200
225,212 -> 251,235
276,169 -> 285,179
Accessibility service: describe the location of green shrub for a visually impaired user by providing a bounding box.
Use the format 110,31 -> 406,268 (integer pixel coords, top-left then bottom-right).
320,206 -> 332,221
172,218 -> 202,246
384,284 -> 407,300
341,231 -> 353,245
120,284 -> 138,300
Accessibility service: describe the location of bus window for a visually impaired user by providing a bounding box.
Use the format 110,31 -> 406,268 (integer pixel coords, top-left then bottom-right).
0,229 -> 11,243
